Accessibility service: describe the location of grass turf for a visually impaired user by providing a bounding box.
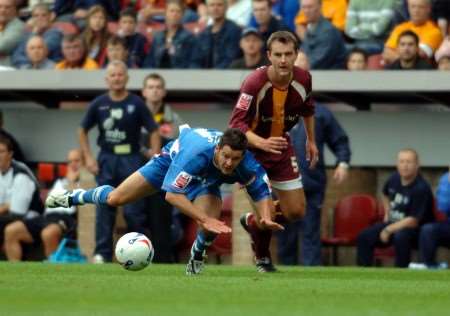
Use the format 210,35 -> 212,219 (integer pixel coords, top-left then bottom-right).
1,262 -> 449,316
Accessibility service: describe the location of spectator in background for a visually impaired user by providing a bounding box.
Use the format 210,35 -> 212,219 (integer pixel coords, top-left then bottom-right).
19,35 -> 55,69
4,149 -> 83,261
55,34 -> 99,69
250,0 -> 288,48
78,61 -> 160,263
300,0 -> 347,69
357,148 -> 435,268
345,0 -> 396,55
385,30 -> 434,69
247,0 -> 299,33
0,0 -> 25,66
295,0 -> 347,39
0,136 -> 43,252
141,73 -> 184,145
144,0 -> 196,69
191,0 -> 241,69
226,0 -> 252,27
0,110 -> 25,162
135,0 -> 167,23
435,36 -> 450,70
383,0 -> 443,65
277,52 -> 351,266
11,3 -> 62,68
412,168 -> 450,269
117,8 -> 148,68
229,27 -> 268,69
103,35 -> 131,67
81,5 -> 110,65
346,48 -> 368,70
141,73 -> 184,262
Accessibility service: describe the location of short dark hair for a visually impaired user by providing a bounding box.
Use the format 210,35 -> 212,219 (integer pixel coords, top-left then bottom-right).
347,47 -> 368,62
218,128 -> 248,152
0,135 -> 13,152
267,31 -> 299,51
107,35 -> 127,48
398,30 -> 419,46
120,8 -> 137,21
143,73 -> 166,88
63,34 -> 85,48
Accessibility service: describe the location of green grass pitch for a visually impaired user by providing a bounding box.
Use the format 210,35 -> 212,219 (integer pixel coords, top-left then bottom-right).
1,262 -> 450,316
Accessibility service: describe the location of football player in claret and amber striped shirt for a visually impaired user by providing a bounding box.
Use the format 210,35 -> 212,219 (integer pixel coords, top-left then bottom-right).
229,30 -> 319,273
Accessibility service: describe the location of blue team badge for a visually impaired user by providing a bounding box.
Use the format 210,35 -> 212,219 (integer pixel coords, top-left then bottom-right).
127,104 -> 135,114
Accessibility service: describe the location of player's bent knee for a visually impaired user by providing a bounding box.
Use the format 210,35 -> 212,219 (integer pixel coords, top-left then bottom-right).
4,222 -> 24,241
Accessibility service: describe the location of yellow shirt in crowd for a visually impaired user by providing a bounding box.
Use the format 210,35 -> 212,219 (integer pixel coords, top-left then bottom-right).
295,0 -> 347,31
55,58 -> 99,70
385,20 -> 443,56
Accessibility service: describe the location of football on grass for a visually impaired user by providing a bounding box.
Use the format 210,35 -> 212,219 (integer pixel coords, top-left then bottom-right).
115,232 -> 154,271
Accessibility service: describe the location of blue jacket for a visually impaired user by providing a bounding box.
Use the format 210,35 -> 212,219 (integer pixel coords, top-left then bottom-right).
249,0 -> 299,32
11,28 -> 63,67
191,19 -> 241,69
143,27 -> 195,69
301,16 -> 347,69
290,104 -> 351,193
124,33 -> 148,68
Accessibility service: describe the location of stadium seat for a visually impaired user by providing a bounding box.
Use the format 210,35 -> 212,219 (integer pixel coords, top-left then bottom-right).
322,193 -> 379,265
58,163 -> 68,178
367,54 -> 384,70
52,21 -> 79,35
37,162 -> 56,186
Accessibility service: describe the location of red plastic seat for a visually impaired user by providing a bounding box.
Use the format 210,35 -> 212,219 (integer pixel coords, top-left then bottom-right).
322,193 -> 379,265
37,163 -> 55,185
367,54 -> 384,70
58,163 -> 68,178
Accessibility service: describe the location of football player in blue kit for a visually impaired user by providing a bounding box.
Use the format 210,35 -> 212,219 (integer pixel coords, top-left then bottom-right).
46,126 -> 283,274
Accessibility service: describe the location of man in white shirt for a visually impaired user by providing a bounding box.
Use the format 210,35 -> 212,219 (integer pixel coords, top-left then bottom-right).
0,135 -> 43,250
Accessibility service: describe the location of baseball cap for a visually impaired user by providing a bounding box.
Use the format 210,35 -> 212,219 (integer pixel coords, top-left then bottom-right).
241,27 -> 262,39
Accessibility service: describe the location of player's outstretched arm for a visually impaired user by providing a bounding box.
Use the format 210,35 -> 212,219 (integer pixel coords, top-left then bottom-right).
165,192 -> 232,234
254,198 -> 284,231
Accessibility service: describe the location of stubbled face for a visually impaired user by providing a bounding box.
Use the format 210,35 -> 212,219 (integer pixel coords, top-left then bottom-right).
0,143 -> 12,172
397,151 -> 419,180
26,37 -> 47,64
89,11 -> 106,32
408,0 -> 430,25
207,0 -> 226,21
398,35 -> 418,62
165,3 -> 183,27
214,145 -> 244,175
142,78 -> 166,104
347,53 -> 367,70
119,16 -> 136,36
240,34 -> 263,55
106,64 -> 129,92
252,0 -> 271,26
268,40 -> 297,77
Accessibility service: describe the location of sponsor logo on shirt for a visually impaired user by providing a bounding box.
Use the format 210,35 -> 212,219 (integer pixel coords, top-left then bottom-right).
236,93 -> 253,111
172,171 -> 192,190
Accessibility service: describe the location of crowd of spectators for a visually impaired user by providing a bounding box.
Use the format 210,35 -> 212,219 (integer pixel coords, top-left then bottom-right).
0,0 -> 448,70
